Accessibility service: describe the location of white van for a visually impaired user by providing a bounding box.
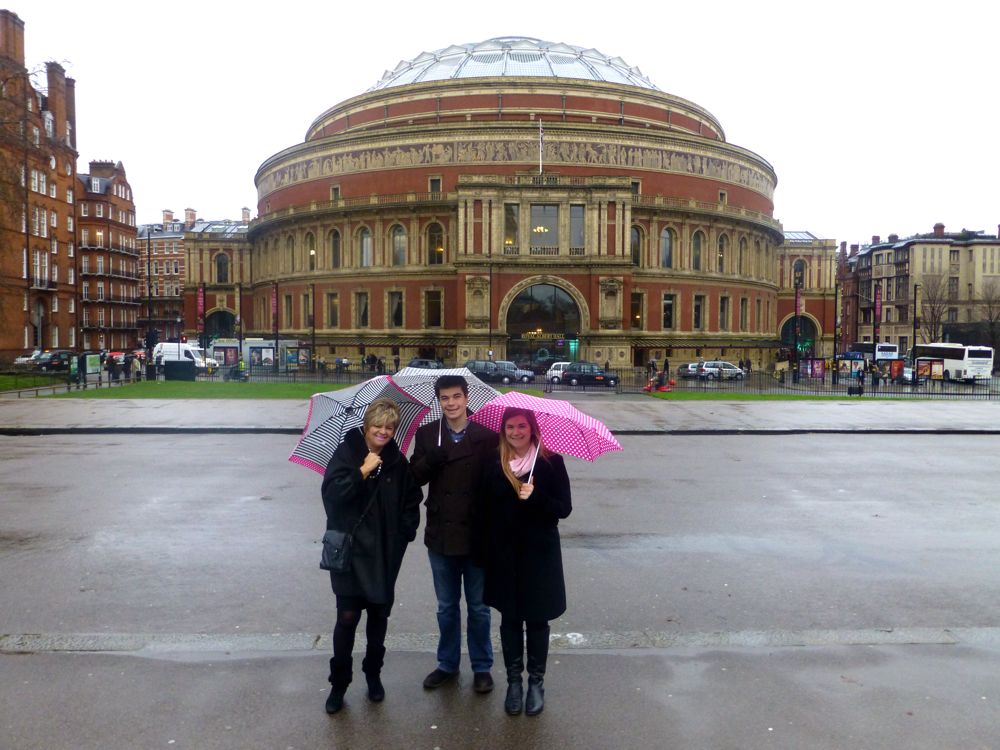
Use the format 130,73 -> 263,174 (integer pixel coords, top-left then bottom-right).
153,343 -> 218,373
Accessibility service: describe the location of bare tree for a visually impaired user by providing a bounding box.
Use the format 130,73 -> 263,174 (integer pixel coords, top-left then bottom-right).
919,273 -> 947,343
979,278 -> 1000,352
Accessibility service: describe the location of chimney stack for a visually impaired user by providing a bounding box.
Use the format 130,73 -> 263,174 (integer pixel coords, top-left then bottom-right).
872,235 -> 881,245
0,10 -> 25,65
184,208 -> 197,228
163,209 -> 174,225
933,223 -> 945,237
850,244 -> 859,256
888,233 -> 899,243
242,207 -> 250,225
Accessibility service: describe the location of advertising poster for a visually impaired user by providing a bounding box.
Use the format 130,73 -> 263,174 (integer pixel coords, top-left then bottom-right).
851,360 -> 864,376
889,360 -> 904,381
916,360 -> 932,381
216,346 -> 238,366
286,347 -> 299,369
838,359 -> 853,377
810,359 -> 826,379
298,348 -> 310,368
930,360 -> 944,380
250,347 -> 274,367
85,353 -> 102,374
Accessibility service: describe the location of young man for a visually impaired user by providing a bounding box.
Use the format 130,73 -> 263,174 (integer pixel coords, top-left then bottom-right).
410,374 -> 499,693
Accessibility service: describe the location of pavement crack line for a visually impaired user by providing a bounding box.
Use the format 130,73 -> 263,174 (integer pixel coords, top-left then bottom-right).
3,627 -> 1000,657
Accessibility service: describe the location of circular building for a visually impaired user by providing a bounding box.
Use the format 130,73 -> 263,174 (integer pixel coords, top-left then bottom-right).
249,37 -> 783,371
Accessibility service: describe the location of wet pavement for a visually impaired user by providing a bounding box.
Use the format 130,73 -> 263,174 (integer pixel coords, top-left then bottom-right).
2,400 -> 1000,748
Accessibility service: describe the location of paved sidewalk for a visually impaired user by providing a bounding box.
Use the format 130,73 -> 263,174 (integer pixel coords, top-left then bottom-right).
2,394 -> 1000,433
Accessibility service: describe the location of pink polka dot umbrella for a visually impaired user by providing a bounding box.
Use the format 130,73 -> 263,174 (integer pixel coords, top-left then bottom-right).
469,391 -> 622,462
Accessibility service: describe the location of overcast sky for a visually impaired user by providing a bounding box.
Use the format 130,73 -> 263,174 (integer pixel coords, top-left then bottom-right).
21,0 -> 1000,246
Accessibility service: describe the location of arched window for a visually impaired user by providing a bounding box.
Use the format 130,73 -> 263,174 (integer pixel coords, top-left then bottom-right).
427,223 -> 444,265
262,241 -> 269,276
630,226 -> 642,266
692,231 -> 703,270
286,235 -> 295,272
358,228 -> 373,267
215,253 -> 229,284
306,233 -> 316,271
391,225 -> 407,266
739,237 -> 747,275
329,230 -> 341,268
660,228 -> 675,269
717,234 -> 728,272
754,240 -> 761,276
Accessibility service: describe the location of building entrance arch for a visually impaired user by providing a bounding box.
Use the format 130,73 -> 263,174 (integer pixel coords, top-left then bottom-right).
780,314 -> 818,358
205,309 -> 237,340
502,280 -> 585,369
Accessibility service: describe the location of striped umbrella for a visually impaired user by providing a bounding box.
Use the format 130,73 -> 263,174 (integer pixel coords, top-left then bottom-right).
288,376 -> 430,474
391,366 -> 501,429
470,391 -> 622,462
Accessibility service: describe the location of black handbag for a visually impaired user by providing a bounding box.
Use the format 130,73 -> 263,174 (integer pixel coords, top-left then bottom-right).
320,485 -> 380,572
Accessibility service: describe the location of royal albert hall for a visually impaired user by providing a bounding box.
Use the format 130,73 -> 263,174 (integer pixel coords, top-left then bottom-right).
249,37 -> 784,369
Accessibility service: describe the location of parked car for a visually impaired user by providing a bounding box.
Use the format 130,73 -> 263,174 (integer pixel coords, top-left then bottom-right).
34,349 -> 75,372
495,360 -> 534,383
677,362 -> 700,379
462,359 -> 507,383
698,360 -> 745,380
407,358 -> 446,369
561,361 -> 617,387
13,349 -> 42,367
545,361 -> 572,384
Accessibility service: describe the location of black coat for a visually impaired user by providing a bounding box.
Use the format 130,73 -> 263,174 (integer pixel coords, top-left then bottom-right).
479,452 -> 572,622
410,418 -> 499,556
321,429 -> 422,605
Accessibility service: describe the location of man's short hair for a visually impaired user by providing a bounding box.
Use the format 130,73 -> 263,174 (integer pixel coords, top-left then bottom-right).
434,374 -> 468,398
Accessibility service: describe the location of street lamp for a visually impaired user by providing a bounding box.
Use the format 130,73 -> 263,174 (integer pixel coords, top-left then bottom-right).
310,282 -> 316,373
911,283 -> 921,387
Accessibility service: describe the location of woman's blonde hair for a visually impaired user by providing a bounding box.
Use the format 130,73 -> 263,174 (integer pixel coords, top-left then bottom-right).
499,407 -> 550,492
363,398 -> 401,432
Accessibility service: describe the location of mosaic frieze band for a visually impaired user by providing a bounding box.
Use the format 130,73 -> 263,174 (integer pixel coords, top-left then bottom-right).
257,138 -> 775,201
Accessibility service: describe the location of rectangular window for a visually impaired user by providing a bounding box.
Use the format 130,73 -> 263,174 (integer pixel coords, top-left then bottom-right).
740,298 -> 748,332
719,297 -> 730,331
327,293 -> 339,328
425,290 -> 442,327
428,177 -> 442,193
97,282 -> 104,300
95,230 -> 104,248
630,292 -> 643,330
948,277 -> 959,298
52,296 -> 58,312
82,282 -> 89,300
947,307 -> 958,323
91,177 -> 100,192
355,292 -> 369,327
96,203 -> 104,218
693,295 -> 705,329
662,294 -> 675,329
67,216 -> 73,232
81,203 -> 89,216
388,291 -> 403,328
330,185 -> 341,201
96,257 -> 104,274
284,295 -> 293,326
503,204 -> 519,253
529,204 -> 559,249
570,205 -> 585,252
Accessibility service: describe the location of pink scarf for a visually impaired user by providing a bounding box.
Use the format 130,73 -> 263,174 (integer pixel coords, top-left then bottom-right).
508,446 -> 535,477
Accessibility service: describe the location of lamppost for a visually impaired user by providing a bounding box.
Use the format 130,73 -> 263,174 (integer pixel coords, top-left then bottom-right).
911,282 -> 921,386
145,226 -> 154,379
310,282 -> 316,373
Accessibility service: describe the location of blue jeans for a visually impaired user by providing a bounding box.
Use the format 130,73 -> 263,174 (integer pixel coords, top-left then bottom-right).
427,550 -> 493,673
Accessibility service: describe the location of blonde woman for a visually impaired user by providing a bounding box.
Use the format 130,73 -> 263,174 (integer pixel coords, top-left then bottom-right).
321,398 -> 422,714
478,407 -> 572,717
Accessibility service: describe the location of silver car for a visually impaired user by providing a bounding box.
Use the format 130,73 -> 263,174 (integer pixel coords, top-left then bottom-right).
697,360 -> 745,380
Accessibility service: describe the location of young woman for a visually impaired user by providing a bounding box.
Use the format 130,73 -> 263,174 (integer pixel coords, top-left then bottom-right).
321,398 -> 422,714
478,407 -> 572,716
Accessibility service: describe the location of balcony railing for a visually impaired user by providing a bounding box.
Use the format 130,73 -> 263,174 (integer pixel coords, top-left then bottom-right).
529,246 -> 560,256
30,277 -> 56,289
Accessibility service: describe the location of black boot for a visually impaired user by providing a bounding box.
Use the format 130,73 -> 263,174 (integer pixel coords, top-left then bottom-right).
362,646 -> 386,702
525,623 -> 549,716
500,624 -> 525,716
325,656 -> 353,714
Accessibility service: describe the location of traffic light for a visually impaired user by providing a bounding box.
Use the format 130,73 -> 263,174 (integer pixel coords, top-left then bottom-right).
180,334 -> 187,343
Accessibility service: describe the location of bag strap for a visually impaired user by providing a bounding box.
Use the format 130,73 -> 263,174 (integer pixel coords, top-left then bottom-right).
348,472 -> 381,536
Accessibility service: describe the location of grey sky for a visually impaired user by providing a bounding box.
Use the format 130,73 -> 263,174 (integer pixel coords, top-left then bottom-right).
22,0 -> 1000,245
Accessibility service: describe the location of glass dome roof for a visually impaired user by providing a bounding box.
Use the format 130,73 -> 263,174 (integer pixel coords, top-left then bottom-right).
370,37 -> 659,92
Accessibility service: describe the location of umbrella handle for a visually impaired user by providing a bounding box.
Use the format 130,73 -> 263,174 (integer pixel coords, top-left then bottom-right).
527,442 -> 539,484
438,416 -> 442,447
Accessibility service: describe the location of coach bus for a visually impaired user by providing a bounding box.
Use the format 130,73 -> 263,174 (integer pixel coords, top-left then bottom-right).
909,342 -> 994,382
849,342 -> 900,361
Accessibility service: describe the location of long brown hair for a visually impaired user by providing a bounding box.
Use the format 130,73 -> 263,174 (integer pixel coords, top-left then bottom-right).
499,407 -> 550,492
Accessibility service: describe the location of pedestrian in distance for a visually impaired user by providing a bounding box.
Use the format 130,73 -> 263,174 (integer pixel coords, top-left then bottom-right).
410,374 -> 500,694
477,407 -> 572,717
393,354 -> 400,372
321,399 -> 423,714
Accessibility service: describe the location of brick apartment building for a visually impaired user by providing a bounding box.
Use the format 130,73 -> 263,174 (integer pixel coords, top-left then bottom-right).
0,10 -> 78,359
76,160 -> 138,351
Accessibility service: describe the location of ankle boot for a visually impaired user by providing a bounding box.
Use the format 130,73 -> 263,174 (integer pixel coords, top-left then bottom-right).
325,655 -> 353,714
362,646 -> 386,702
501,622 -> 525,715
525,624 -> 549,716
